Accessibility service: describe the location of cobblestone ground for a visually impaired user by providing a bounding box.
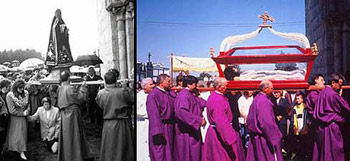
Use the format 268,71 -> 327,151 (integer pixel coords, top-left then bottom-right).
2,119 -> 102,161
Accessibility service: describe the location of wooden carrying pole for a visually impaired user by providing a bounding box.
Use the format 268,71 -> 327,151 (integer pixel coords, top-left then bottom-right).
171,85 -> 350,92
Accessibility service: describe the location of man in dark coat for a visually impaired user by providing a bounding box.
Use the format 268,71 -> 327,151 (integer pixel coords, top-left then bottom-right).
271,90 -> 289,153
85,67 -> 103,125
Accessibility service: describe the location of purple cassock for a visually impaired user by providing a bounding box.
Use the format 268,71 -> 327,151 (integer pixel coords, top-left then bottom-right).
312,86 -> 350,161
306,90 -> 320,116
174,88 -> 206,161
146,87 -> 175,161
202,91 -> 241,161
246,93 -> 283,161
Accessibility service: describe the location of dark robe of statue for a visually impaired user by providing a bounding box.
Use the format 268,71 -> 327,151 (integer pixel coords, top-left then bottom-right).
46,9 -> 73,66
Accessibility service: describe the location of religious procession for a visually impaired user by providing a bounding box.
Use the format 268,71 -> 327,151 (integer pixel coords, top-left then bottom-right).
0,6 -> 134,161
137,3 -> 350,161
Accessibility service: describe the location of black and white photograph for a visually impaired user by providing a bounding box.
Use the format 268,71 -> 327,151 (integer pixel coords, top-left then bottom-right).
0,0 -> 134,160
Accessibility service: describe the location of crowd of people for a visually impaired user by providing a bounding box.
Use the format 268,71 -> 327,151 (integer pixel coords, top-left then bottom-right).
137,70 -> 350,161
0,66 -> 134,161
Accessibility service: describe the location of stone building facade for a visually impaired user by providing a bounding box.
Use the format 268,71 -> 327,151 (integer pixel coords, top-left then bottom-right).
306,0 -> 350,80
96,0 -> 134,79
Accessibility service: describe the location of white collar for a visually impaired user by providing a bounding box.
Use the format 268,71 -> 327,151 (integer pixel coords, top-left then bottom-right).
157,86 -> 166,92
215,90 -> 223,95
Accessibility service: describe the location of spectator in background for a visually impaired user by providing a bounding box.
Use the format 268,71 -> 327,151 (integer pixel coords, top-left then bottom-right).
0,79 -> 11,159
237,91 -> 254,150
48,85 -> 59,107
271,90 -> 289,154
6,79 -> 30,160
223,66 -> 240,81
289,93 -> 310,160
136,81 -> 142,93
25,82 -> 41,141
84,67 -> 103,125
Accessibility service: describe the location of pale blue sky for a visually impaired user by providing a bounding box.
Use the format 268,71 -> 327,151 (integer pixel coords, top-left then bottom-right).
137,0 -> 306,67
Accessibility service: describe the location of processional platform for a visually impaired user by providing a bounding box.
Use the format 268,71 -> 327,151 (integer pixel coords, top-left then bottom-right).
211,11 -> 319,90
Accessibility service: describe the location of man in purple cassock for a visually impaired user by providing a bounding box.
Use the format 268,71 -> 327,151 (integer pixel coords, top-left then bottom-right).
202,77 -> 241,161
312,73 -> 350,161
306,74 -> 325,116
306,74 -> 325,159
146,74 -> 175,161
246,80 -> 283,161
174,75 -> 206,161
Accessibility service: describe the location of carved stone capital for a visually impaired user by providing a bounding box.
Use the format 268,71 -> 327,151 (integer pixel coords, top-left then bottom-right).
126,1 -> 134,19
114,6 -> 126,21
106,0 -> 129,12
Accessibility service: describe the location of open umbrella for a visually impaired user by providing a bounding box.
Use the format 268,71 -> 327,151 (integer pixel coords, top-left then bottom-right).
70,65 -> 87,74
0,64 -> 8,72
74,54 -> 103,66
3,62 -> 11,66
19,58 -> 44,69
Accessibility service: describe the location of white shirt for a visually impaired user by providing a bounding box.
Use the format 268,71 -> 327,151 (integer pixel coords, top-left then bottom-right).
237,95 -> 253,124
137,90 -> 148,119
137,89 -> 151,160
291,93 -> 296,103
46,110 -> 51,120
276,98 -> 281,105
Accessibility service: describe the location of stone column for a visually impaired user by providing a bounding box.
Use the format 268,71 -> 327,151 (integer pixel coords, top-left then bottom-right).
115,6 -> 128,79
126,1 -> 134,80
333,23 -> 343,73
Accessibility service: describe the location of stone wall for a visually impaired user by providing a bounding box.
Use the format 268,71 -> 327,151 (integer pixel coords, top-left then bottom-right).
96,0 -> 116,76
306,0 -> 350,80
96,0 -> 134,80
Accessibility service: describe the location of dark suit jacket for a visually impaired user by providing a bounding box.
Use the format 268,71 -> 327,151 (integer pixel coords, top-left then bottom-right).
225,92 -> 242,132
271,97 -> 289,125
85,74 -> 103,100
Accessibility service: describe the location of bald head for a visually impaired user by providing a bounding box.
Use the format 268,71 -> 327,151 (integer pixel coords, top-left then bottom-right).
213,77 -> 228,93
259,80 -> 274,95
60,70 -> 71,82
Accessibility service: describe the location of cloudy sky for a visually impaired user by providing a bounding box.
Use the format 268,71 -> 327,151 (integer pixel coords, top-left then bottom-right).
0,0 -> 99,59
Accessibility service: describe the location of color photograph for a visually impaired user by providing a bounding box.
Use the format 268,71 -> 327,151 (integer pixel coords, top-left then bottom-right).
136,1 -> 350,161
